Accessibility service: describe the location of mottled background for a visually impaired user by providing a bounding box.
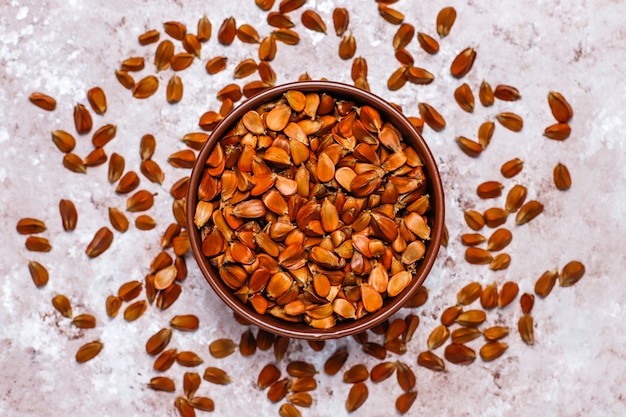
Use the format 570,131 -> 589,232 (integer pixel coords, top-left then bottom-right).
1,0 -> 625,416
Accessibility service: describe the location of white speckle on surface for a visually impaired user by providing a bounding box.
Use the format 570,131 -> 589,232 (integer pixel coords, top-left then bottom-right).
16,6 -> 28,20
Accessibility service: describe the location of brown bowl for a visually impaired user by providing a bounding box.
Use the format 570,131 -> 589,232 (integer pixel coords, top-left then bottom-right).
187,80 -> 444,340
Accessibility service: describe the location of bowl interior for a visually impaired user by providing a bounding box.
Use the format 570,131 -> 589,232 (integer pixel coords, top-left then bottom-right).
187,80 -> 445,340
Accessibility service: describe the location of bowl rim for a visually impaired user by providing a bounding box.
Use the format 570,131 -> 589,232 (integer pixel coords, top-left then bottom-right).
187,80 -> 445,340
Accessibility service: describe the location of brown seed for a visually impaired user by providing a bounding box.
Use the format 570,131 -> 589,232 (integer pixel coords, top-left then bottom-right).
154,40 -> 174,71
427,325 -> 450,350
343,364 -> 369,383
338,33 -> 356,60
436,6 -> 456,37
209,338 -> 238,358
73,103 -> 93,134
416,350 -> 445,372
268,378 -> 289,403
461,233 -> 485,246
553,163 -> 572,190
233,58 -> 258,79
51,130 -> 76,153
378,5 -> 404,25
118,280 -> 142,302
451,327 -> 482,344
480,341 -> 508,362
267,12 -> 294,28
115,70 -> 135,89
108,207 -> 129,232
487,228 -> 512,251
71,313 -> 96,329
288,392 -> 312,407
494,85 -> 522,101
496,112 -> 523,132
484,207 -> 508,228
16,218 -> 47,234
535,269 -> 558,298
465,247 -> 492,265
87,87 -> 107,115
183,372 -> 201,399
177,351 -> 204,367
477,181 -> 504,199
149,376 -> 175,392
454,83 -> 475,113
387,67 -> 408,91
258,363 -> 281,389
345,381 -> 368,412
506,184 -> 528,213
498,281 -> 519,308
203,366 -> 232,385
483,326 -> 510,341
370,362 -> 396,383
256,0 -> 275,10
170,53 -> 194,71
418,102 -> 445,131
152,348 -> 177,372
333,7 -> 349,36
83,147 -> 107,167
279,403 -> 302,417
301,10 -> 327,33
441,305 -> 462,326
518,315 -> 534,345
217,83 -> 243,102
476,121 -> 495,150
124,300 -> 147,321
139,160 -> 164,185
489,253 -> 511,271
395,361 -> 415,391
85,226 -> 113,258
393,23 -> 414,50
105,295 -> 122,318
516,200 -> 543,225
417,32 -> 439,54
259,35 -> 277,61
135,214 -> 156,230
127,190 -> 154,212
273,28 -> 300,45
154,265 -> 177,290
146,328 -> 172,356
457,282 -> 482,305
29,92 -> 56,111
501,158 -> 524,178
406,67 -> 434,85
456,310 -> 487,327
239,329 -> 257,356
290,376 -> 317,392
121,56 -> 145,72
138,29 -> 159,45
395,390 -> 417,415
163,21 -> 186,40
450,47 -> 476,78
116,171 -> 140,194
548,91 -> 573,123
479,80 -> 494,106
166,74 -> 183,104
52,294 -> 72,318
559,260 -> 586,287
287,361 -> 317,378
182,33 -> 201,58
544,123 -> 571,140
28,260 -> 48,288
76,340 -> 103,363
464,210 -> 485,230
108,153 -> 125,183
520,293 -> 535,314
456,136 -> 482,157
444,344 -> 476,365
25,236 -> 51,252
324,348 -> 348,375
206,56 -> 228,74
132,75 -> 159,99
170,315 -> 199,331
279,0 -> 306,13
237,24 -> 261,44
189,397 -> 215,412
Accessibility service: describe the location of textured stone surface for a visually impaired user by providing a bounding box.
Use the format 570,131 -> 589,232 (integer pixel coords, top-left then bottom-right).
1,0 -> 625,416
